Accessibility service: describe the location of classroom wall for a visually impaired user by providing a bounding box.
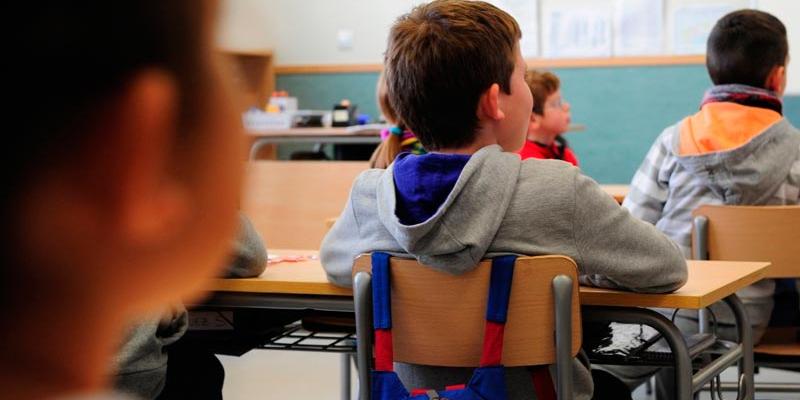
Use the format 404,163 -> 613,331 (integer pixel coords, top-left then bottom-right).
219,0 -> 800,183
217,0 -> 422,65
219,0 -> 800,93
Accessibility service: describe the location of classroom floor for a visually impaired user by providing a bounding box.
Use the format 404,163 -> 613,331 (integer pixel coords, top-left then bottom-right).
220,350 -> 800,399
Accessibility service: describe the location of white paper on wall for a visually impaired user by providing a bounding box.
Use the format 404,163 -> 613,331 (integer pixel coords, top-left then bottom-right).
543,5 -> 613,58
671,3 -> 736,55
614,0 -> 664,56
489,0 -> 540,57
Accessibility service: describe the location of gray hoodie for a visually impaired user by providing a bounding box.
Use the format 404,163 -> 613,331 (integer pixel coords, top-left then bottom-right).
321,145 -> 687,399
113,213 -> 268,399
623,117 -> 800,338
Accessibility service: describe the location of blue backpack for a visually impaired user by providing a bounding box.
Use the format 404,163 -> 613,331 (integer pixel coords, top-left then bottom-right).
369,252 -> 557,400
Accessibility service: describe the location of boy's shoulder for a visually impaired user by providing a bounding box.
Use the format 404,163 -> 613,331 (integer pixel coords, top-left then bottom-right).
782,118 -> 800,159
355,167 -> 387,184
518,155 -> 578,173
347,168 -> 387,202
661,118 -> 685,146
516,156 -> 580,195
473,146 -> 580,193
785,118 -> 800,135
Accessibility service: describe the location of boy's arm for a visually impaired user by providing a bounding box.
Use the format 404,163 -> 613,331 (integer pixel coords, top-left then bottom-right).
621,134 -> 670,224
573,172 -> 687,293
225,213 -> 268,278
320,187 -> 364,288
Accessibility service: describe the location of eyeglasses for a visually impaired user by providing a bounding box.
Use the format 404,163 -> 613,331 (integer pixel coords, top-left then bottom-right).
546,97 -> 566,110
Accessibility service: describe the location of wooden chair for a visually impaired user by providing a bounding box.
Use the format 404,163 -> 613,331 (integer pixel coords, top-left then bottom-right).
692,205 -> 800,394
351,254 -> 581,400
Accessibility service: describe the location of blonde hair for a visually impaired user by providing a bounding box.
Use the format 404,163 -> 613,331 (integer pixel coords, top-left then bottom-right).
369,71 -> 403,169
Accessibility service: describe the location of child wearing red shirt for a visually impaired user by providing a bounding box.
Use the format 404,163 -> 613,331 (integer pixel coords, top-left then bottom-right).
518,70 -> 578,166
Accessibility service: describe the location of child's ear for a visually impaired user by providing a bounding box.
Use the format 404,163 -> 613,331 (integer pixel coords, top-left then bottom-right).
765,65 -> 787,96
115,71 -> 191,245
85,70 -> 191,246
478,83 -> 504,121
529,113 -> 543,131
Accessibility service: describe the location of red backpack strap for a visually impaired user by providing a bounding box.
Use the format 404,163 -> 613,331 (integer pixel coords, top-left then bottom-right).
530,366 -> 556,400
479,255 -> 516,367
410,388 -> 429,396
372,252 -> 394,371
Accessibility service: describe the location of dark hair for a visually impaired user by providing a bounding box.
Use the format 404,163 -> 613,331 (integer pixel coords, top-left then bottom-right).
7,1 -> 207,177
384,0 -> 521,150
2,1 -> 210,301
526,70 -> 560,115
706,9 -> 788,88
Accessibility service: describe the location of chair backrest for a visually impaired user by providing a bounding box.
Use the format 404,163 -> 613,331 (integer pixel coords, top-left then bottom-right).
352,254 -> 581,367
241,161 -> 367,248
692,205 -> 800,278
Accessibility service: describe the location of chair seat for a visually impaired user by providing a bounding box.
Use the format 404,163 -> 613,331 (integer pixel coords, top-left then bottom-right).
755,327 -> 800,357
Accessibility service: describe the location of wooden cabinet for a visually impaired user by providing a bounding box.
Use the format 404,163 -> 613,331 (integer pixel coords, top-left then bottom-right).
220,49 -> 275,109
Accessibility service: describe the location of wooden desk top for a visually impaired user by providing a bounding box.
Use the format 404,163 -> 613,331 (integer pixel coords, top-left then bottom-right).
208,250 -> 769,309
242,161 -> 368,249
580,260 -> 768,309
210,249 -> 351,296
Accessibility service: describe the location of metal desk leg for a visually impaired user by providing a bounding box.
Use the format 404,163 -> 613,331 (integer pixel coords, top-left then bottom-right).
249,138 -> 269,160
341,353 -> 352,400
724,294 -> 754,400
354,272 -> 373,400
583,306 -> 693,400
699,308 -> 710,334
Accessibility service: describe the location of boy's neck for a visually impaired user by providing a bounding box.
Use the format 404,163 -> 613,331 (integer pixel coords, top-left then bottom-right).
527,130 -> 558,146
437,135 -> 497,155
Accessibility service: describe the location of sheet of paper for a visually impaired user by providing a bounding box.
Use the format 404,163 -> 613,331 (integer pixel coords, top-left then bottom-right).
614,0 -> 664,56
671,3 -> 736,55
489,0 -> 539,57
543,5 -> 613,58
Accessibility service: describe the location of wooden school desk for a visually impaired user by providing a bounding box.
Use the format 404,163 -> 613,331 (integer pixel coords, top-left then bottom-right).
204,250 -> 768,400
242,161 -> 368,249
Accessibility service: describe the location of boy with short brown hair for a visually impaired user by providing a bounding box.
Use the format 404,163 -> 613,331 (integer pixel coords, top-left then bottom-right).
322,1 -> 686,398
